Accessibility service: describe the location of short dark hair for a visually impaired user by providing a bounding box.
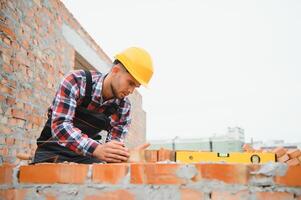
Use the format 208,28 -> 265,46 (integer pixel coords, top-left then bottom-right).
113,60 -> 120,65
113,60 -> 129,73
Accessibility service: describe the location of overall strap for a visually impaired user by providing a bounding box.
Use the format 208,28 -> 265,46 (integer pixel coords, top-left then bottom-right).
81,70 -> 92,108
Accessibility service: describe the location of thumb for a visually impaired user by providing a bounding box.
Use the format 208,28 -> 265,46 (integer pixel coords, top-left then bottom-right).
134,142 -> 150,150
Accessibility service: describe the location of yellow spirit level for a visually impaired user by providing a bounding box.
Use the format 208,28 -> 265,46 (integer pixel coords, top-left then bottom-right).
176,151 -> 276,164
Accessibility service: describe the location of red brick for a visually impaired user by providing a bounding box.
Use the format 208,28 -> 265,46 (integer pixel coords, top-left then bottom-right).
84,189 -> 135,200
2,63 -> 13,73
7,79 -> 17,89
2,53 -> 10,64
287,149 -> 301,159
158,148 -> 175,162
11,109 -> 26,120
22,39 -> 29,49
275,165 -> 301,187
5,137 -> 15,146
180,188 -> 205,200
24,103 -> 33,112
3,37 -> 12,46
6,96 -> 16,106
0,24 -> 16,40
286,158 -> 300,166
0,125 -> 12,134
7,117 -> 25,127
25,122 -> 34,130
0,76 -> 8,85
0,94 -> 5,102
27,114 -> 43,125
92,163 -> 129,184
272,147 -> 287,158
131,163 -> 186,184
145,150 -> 158,162
194,163 -> 249,184
0,83 -> 13,95
0,164 -> 15,184
277,154 -> 289,163
0,189 -> 27,200
256,192 -> 294,200
16,102 -> 25,109
19,163 -> 89,184
6,77 -> 16,89
211,190 -> 249,200
9,57 -> 19,71
0,147 -> 9,156
16,89 -> 30,102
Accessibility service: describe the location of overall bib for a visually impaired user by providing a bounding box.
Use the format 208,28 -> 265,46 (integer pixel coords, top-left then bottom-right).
33,71 -> 117,164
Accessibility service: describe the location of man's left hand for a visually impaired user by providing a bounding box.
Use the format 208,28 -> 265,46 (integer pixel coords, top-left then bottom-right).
133,142 -> 150,151
128,142 -> 150,163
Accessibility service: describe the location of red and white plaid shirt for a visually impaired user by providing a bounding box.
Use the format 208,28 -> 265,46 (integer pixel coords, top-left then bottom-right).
48,70 -> 131,156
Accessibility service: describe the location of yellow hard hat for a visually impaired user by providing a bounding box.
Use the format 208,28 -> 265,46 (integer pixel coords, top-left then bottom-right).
115,47 -> 154,86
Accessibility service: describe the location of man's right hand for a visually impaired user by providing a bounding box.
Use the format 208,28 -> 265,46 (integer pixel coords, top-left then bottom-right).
92,140 -> 130,163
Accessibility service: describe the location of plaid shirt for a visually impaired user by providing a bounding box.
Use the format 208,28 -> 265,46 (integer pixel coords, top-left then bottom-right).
48,70 -> 131,156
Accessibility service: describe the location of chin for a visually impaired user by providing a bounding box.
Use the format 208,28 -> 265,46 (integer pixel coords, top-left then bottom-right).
114,94 -> 123,99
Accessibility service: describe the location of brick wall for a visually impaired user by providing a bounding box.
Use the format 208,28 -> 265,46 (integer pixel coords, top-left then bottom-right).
0,0 -> 146,164
0,162 -> 301,200
126,91 -> 146,148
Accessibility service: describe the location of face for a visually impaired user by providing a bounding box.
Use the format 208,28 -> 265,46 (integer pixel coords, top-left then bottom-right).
111,64 -> 140,99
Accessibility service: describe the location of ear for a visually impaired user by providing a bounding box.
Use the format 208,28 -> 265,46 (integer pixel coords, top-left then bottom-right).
111,65 -> 120,73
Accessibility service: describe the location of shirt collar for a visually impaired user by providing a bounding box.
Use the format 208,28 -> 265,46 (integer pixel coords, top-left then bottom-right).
93,73 -> 122,105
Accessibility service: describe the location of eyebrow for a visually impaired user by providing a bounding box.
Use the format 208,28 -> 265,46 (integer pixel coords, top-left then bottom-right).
130,80 -> 140,88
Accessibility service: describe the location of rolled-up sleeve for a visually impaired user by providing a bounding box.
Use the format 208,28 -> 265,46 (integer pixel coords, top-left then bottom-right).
107,98 -> 131,142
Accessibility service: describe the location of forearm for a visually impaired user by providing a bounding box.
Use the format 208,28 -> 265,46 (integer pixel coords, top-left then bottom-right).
51,120 -> 99,156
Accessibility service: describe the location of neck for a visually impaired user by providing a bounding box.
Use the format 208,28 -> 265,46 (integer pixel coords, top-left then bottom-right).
102,74 -> 113,101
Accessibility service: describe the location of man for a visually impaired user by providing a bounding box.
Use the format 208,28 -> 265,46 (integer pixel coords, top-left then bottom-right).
33,47 -> 154,164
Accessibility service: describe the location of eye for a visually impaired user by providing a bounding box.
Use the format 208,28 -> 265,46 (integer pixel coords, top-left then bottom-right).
128,80 -> 135,87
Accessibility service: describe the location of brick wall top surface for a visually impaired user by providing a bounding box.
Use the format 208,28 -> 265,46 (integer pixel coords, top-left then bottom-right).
0,163 -> 299,187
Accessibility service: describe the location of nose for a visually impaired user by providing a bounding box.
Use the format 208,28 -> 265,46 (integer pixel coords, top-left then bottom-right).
128,86 -> 135,94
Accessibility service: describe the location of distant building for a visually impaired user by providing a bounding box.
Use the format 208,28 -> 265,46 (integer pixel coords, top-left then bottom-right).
252,140 -> 301,150
149,127 -> 245,153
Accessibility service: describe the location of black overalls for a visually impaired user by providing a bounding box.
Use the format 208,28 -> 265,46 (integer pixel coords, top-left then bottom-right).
33,71 -> 117,164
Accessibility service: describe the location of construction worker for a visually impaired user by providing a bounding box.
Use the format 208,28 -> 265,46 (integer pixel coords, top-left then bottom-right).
33,47 -> 154,164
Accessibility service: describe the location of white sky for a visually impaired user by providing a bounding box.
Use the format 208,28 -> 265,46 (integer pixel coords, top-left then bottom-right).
61,0 -> 301,143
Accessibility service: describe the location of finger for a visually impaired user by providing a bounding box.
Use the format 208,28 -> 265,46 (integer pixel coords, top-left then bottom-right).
109,140 -> 125,147
105,142 -> 129,153
105,157 -> 122,163
105,153 -> 128,162
134,142 -> 150,150
106,142 -> 127,151
106,148 -> 130,158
